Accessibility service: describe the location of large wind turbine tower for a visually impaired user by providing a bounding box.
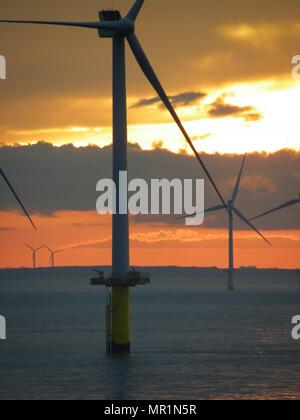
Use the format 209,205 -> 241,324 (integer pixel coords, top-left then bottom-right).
0,0 -> 228,353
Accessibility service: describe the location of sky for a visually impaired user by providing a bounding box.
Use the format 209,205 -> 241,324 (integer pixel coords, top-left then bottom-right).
0,0 -> 299,269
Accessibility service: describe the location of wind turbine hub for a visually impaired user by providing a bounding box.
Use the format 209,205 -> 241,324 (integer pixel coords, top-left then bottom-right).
98,11 -> 134,38
117,18 -> 135,36
98,12 -> 134,38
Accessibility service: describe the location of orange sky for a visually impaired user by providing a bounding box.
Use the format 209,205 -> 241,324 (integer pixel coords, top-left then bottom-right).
0,211 -> 299,269
0,0 -> 299,269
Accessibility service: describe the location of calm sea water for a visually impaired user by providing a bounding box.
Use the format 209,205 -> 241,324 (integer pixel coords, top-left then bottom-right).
0,267 -> 299,400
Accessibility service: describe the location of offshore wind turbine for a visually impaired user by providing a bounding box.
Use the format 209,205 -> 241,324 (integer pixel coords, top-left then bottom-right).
0,0 -> 228,353
45,246 -> 64,268
179,155 -> 272,290
1,168 -> 36,230
251,194 -> 300,222
25,244 -> 44,269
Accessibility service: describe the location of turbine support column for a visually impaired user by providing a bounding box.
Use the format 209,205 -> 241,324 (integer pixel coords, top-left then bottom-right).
228,207 -> 234,291
111,35 -> 130,353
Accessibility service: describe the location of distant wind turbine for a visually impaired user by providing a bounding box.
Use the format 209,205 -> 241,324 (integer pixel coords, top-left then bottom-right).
179,155 -> 272,290
25,244 -> 44,269
251,194 -> 300,221
45,246 -> 64,268
0,168 -> 36,230
0,0 -> 228,353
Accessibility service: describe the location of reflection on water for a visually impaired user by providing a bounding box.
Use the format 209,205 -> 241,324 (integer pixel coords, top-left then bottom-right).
0,267 -> 299,400
105,355 -> 133,400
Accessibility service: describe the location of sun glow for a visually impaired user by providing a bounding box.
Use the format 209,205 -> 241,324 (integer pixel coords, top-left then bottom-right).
2,79 -> 300,155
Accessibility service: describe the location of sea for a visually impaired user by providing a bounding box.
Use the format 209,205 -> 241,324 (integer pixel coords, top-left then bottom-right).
0,267 -> 299,400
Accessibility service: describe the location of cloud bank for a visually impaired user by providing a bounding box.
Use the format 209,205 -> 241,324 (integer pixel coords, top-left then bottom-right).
0,142 -> 299,230
208,95 -> 262,122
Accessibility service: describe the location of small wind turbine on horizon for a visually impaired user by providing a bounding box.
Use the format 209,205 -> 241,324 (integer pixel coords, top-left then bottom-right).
179,155 -> 272,290
0,168 -> 36,230
0,0 -> 228,353
25,244 -> 44,269
45,246 -> 64,268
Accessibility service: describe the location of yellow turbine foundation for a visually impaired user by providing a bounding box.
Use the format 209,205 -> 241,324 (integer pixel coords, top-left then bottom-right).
111,285 -> 131,353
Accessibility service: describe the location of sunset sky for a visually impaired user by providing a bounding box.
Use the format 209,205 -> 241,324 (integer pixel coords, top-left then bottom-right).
0,0 -> 299,269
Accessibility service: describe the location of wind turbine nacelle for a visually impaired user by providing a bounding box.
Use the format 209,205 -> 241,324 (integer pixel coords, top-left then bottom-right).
98,10 -> 121,38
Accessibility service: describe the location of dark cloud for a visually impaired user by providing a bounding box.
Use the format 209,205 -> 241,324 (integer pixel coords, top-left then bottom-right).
0,142 -> 299,230
132,91 -> 207,109
208,95 -> 262,121
132,97 -> 161,108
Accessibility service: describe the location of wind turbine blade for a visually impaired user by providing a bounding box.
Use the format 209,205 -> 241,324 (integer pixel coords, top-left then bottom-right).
0,168 -> 37,230
231,154 -> 247,203
127,0 -> 144,21
0,20 -> 115,30
205,205 -> 226,214
251,197 -> 300,221
177,205 -> 225,220
44,245 -> 53,253
127,33 -> 229,215
232,206 -> 272,246
25,243 -> 34,251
